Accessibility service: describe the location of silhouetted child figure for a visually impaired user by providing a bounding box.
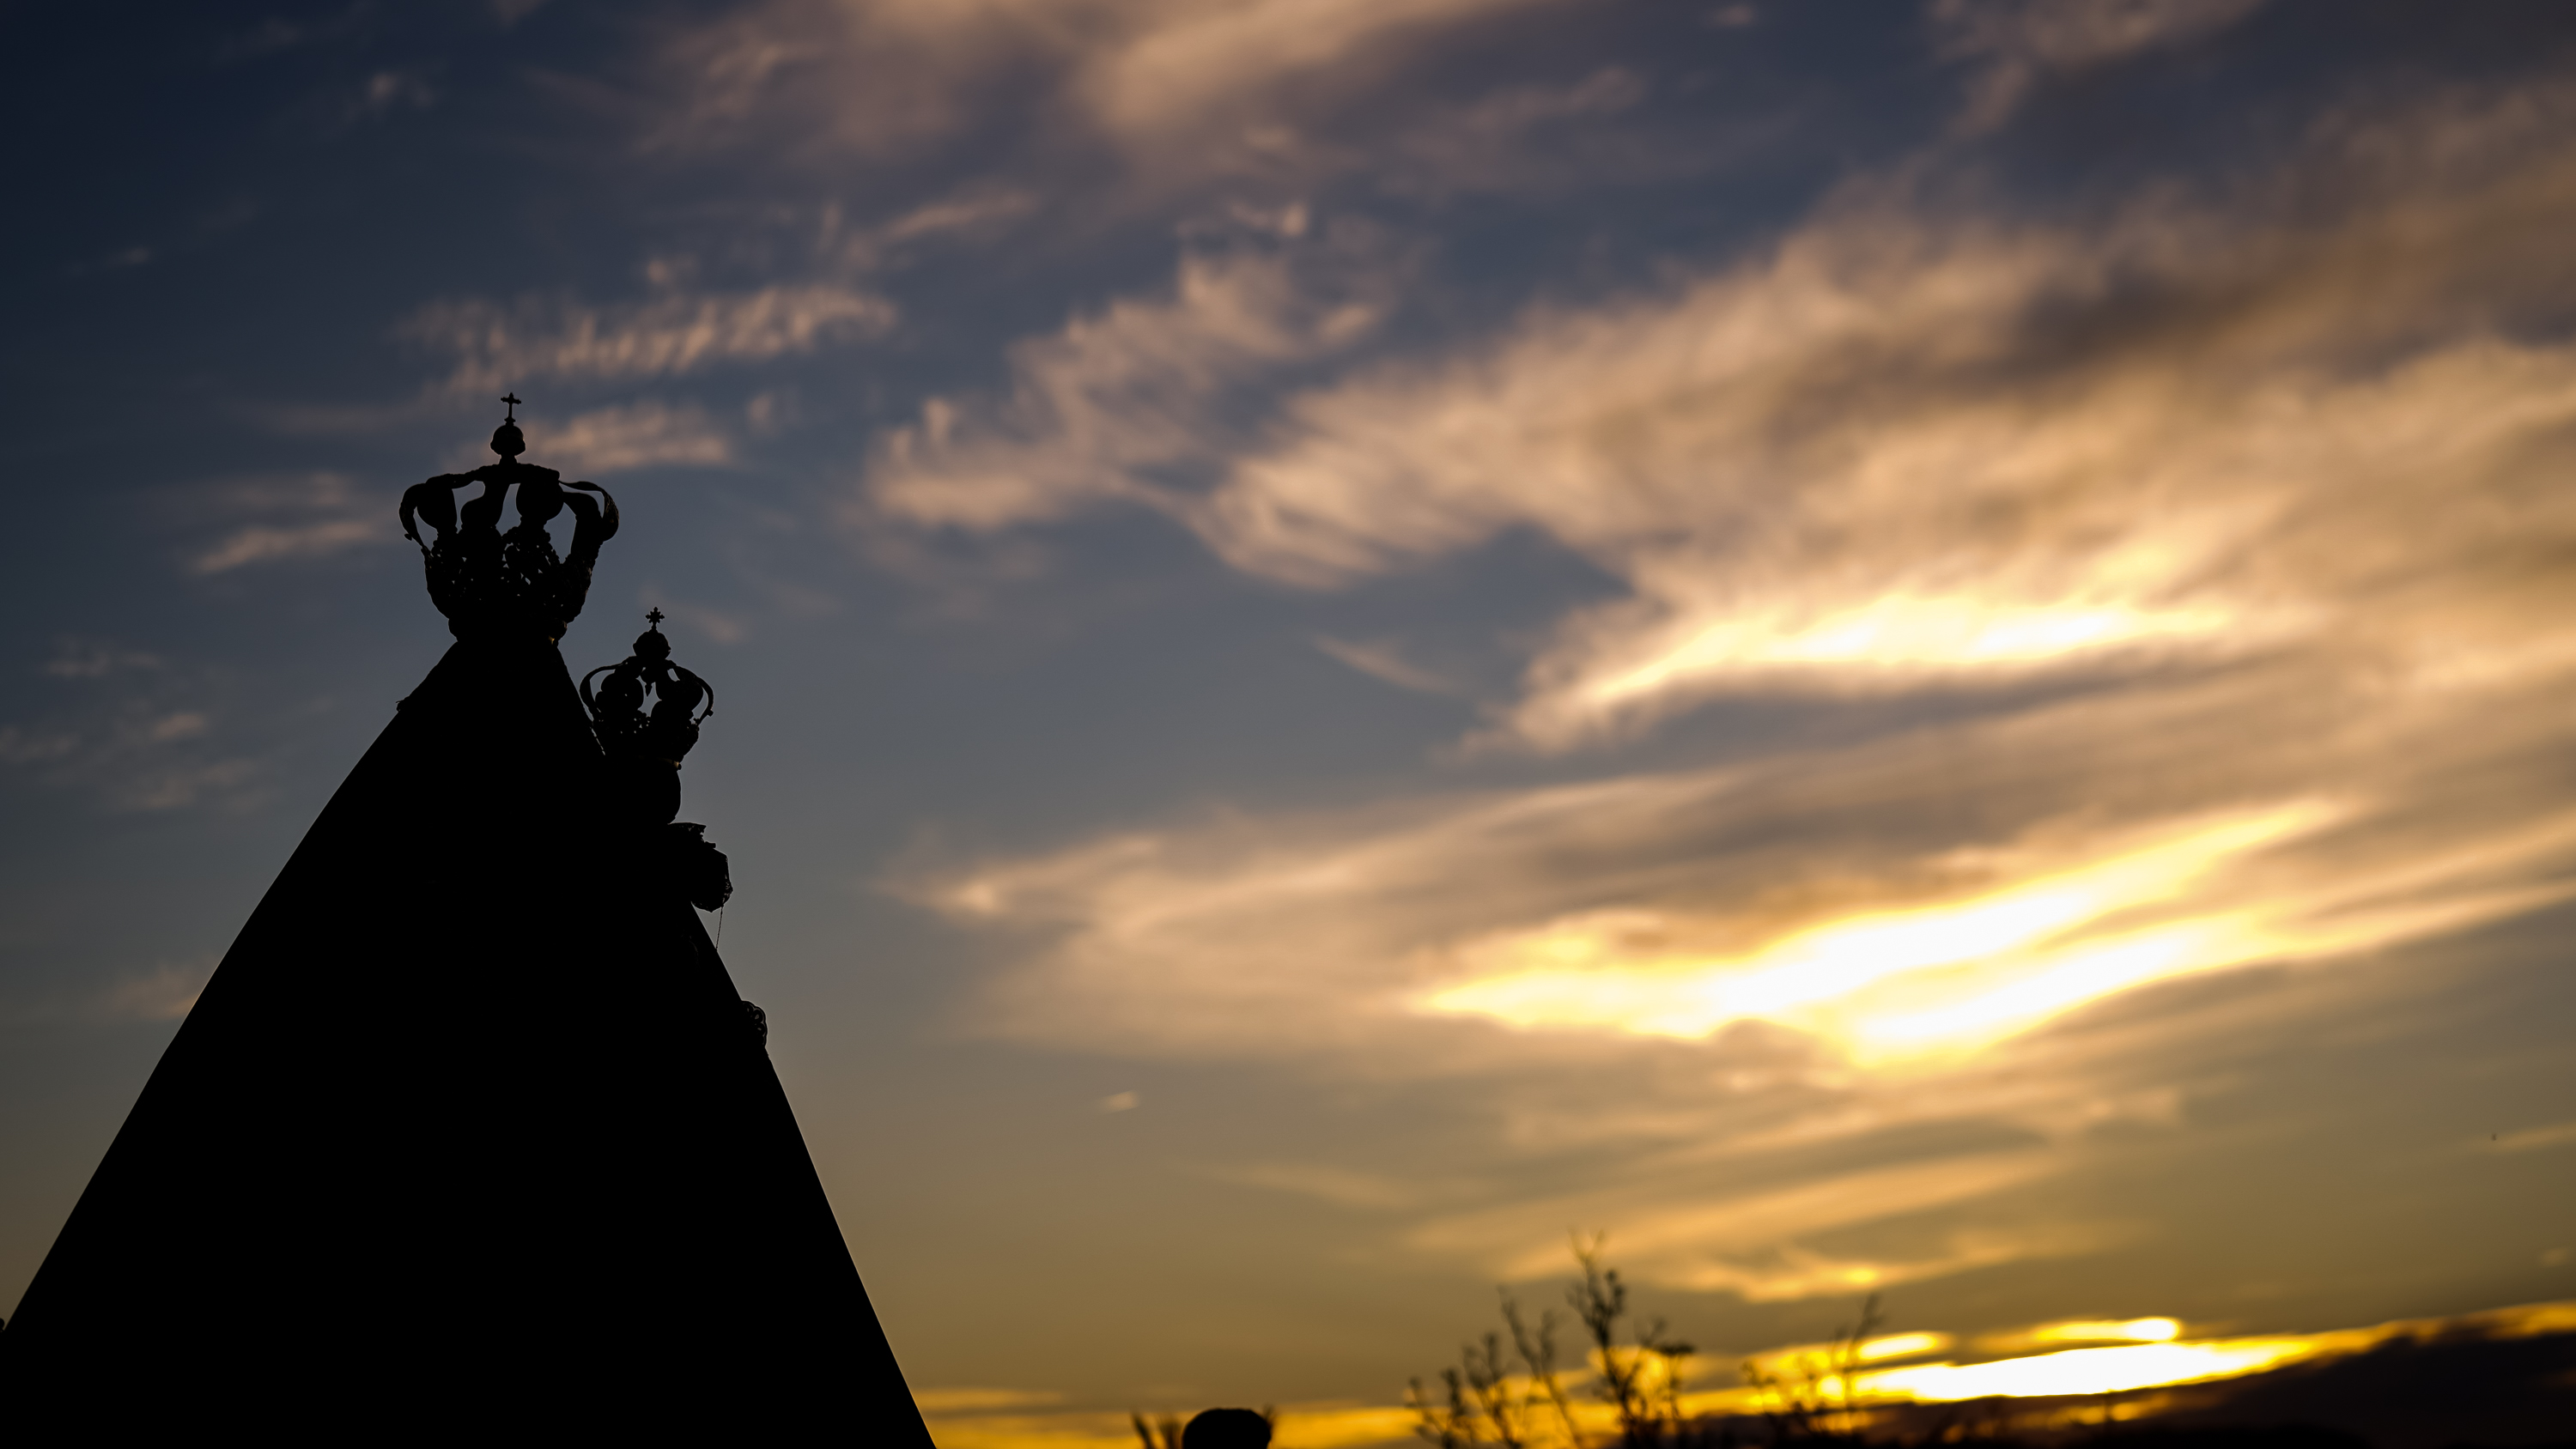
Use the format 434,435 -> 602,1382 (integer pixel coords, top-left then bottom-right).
1182,1407 -> 1272,1449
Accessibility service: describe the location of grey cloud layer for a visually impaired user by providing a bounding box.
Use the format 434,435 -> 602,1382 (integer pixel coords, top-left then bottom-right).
641,0 -> 1576,185
870,76 -> 2576,753
403,283 -> 896,394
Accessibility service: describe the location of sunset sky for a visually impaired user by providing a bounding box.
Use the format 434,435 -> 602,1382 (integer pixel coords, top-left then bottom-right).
3,0 -> 2574,1440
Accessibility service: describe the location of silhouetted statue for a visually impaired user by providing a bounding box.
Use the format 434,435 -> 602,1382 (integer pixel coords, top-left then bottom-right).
1185,1408 -> 1275,1449
0,401 -> 931,1442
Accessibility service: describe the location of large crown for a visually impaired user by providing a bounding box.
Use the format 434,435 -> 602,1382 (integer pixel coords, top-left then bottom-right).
399,396 -> 618,641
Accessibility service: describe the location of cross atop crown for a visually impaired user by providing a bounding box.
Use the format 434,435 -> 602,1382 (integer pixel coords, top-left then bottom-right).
501,392 -> 522,422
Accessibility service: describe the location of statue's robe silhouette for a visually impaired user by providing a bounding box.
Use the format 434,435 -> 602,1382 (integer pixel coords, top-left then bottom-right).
0,634 -> 931,1440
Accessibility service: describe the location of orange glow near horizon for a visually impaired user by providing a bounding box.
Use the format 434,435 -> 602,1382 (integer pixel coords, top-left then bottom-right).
915,1302 -> 2576,1448
1858,1337 -> 2311,1402
1418,803 -> 2339,1063
2030,1316 -> 2183,1345
1855,1300 -> 2576,1408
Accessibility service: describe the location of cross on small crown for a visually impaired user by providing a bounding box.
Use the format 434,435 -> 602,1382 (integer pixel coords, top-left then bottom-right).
646,608 -> 665,628
501,392 -> 522,422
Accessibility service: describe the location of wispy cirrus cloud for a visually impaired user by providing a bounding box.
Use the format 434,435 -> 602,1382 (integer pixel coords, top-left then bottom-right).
866,218 -> 1402,533
823,185 -> 1042,272
1407,1149 -> 2094,1294
0,959 -> 216,1027
439,399 -> 735,477
94,961 -> 215,1022
902,658 -> 2576,1071
872,74 -> 2576,754
1931,0 -> 2269,133
1313,635 -> 1461,695
0,651 -> 259,814
639,0 -> 1574,177
1375,66 -> 1661,200
879,68 -> 2576,1300
402,282 -> 896,395
623,0 -> 1716,239
43,640 -> 165,680
1072,0 -> 1569,155
186,471 -> 388,575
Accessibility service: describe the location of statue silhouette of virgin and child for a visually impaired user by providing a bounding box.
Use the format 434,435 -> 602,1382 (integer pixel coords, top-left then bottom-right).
398,397 -> 726,897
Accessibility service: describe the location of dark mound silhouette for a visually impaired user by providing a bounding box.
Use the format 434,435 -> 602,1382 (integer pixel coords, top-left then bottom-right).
2142,1325 -> 2576,1449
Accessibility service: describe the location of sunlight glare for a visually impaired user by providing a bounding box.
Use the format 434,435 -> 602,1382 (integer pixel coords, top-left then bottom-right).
2032,1317 -> 2183,1345
1584,594 -> 2236,708
1862,1339 -> 2314,1402
1419,803 -> 2337,1062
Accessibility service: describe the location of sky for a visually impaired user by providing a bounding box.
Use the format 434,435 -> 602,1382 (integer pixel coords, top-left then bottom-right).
3,0 -> 2575,1440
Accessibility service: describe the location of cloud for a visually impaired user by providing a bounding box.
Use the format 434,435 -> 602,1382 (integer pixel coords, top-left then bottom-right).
185,471 -> 386,574
1931,0 -> 2269,133
865,222 -> 1400,534
878,73 -> 2576,1304
1377,67 -> 1688,201
5,634 -> 263,813
634,0 -> 1583,203
453,399 -> 734,476
2480,1121 -> 2576,1155
1314,635 -> 1461,695
638,594 -> 751,647
212,4 -> 369,64
913,1386 -> 1068,1415
1073,0 -> 1567,151
902,674 -> 2576,1086
1215,221 -> 2576,751
635,0 -> 1030,162
1210,1161 -> 1429,1210
44,640 -> 165,679
874,75 -> 2576,756
347,68 -> 437,123
1406,1150 -> 2103,1295
403,283 -> 896,395
96,961 -> 214,1022
0,727 -> 80,765
826,185 -> 1042,272
0,960 -> 216,1027
191,519 -> 381,574
109,757 -> 259,813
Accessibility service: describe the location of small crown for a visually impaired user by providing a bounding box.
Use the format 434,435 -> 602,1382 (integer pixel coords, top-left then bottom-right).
580,611 -> 717,826
397,397 -> 620,641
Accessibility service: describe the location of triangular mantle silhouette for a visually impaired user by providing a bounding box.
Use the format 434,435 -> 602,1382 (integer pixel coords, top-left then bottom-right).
0,409 -> 933,1438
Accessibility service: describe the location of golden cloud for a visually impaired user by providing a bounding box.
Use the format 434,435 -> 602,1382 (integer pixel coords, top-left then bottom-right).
884,67 -> 2576,1298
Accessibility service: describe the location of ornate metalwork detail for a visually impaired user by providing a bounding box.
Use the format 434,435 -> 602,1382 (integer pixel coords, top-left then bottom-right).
582,615 -> 733,909
580,610 -> 715,769
400,397 -> 618,641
